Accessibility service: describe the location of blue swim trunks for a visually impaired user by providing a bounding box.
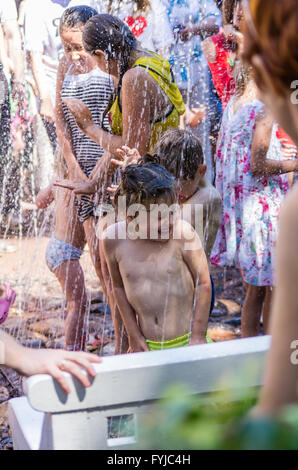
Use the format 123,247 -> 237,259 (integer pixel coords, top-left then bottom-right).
46,236 -> 84,272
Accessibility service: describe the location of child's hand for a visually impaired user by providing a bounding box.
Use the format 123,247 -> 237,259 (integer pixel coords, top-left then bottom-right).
280,139 -> 297,159
40,97 -> 55,123
17,348 -> 101,394
36,185 -> 55,209
107,184 -> 119,202
184,106 -> 206,128
189,336 -> 207,346
179,23 -> 197,42
128,334 -> 149,353
111,146 -> 141,169
53,179 -> 97,195
62,98 -> 93,131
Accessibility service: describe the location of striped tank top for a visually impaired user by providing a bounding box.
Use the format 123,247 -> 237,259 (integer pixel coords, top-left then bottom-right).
61,66 -> 114,177
61,66 -> 114,223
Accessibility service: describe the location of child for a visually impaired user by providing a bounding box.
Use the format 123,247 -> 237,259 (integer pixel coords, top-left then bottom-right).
210,60 -> 296,337
114,130 -> 222,260
103,163 -> 211,352
36,182 -> 87,351
55,5 -> 114,288
153,129 -> 222,260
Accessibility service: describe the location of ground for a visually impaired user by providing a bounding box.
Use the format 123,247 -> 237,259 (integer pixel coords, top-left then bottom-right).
0,235 -> 246,450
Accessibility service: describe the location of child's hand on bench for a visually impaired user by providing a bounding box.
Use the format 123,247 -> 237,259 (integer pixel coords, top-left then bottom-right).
17,348 -> 101,394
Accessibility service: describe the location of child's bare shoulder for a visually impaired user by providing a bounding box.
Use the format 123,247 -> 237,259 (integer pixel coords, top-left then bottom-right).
175,219 -> 202,244
191,180 -> 222,208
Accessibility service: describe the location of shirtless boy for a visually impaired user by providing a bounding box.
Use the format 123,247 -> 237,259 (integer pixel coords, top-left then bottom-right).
103,162 -> 211,353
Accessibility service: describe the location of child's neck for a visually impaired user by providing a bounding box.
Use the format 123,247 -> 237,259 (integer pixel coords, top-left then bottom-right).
233,80 -> 259,113
235,79 -> 258,101
179,178 -> 206,204
128,47 -> 156,68
70,59 -> 96,75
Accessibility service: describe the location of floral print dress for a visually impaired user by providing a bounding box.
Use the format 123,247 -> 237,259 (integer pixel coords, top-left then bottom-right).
210,98 -> 289,286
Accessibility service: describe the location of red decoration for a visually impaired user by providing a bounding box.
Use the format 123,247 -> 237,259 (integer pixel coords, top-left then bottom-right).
123,15 -> 147,37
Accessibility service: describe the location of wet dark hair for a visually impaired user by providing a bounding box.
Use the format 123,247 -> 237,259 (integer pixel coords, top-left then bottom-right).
223,0 -> 242,25
153,129 -> 204,181
114,163 -> 176,209
243,0 -> 298,97
83,14 -> 137,131
60,5 -> 98,31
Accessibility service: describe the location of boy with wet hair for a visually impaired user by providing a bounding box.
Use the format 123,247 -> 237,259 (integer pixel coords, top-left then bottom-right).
154,129 -> 222,260
103,163 -> 212,353
114,130 -> 221,259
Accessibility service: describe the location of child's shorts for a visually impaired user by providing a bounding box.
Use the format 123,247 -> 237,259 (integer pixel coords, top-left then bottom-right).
46,236 -> 84,273
146,332 -> 212,351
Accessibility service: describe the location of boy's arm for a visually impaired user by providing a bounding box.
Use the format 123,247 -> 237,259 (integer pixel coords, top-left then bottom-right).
181,222 -> 211,344
103,234 -> 149,352
251,110 -> 298,176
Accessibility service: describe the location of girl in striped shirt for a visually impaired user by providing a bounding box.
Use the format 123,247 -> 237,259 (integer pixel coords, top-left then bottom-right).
44,5 -> 114,351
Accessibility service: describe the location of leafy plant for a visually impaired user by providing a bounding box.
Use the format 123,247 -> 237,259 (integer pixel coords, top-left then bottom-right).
138,384 -> 298,450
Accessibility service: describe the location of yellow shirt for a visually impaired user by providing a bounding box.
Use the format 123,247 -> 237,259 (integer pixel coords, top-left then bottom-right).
109,54 -> 185,153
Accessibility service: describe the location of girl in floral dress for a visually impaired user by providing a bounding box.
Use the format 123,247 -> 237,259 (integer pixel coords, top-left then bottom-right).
210,61 -> 298,337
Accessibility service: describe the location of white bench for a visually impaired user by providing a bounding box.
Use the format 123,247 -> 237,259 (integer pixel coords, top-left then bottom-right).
8,336 -> 270,450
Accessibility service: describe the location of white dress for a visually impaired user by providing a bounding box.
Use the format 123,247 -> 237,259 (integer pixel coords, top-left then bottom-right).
103,0 -> 174,52
211,99 -> 290,286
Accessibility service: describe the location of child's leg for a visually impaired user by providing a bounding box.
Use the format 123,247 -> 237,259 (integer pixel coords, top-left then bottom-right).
54,260 -> 88,350
262,286 -> 273,334
241,283 -> 266,337
84,216 -> 127,353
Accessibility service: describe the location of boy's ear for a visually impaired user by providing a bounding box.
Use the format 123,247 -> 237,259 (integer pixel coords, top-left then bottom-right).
93,49 -> 106,59
197,164 -> 207,179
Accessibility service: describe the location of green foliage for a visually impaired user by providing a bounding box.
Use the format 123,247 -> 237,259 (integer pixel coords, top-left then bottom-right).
138,385 -> 298,450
